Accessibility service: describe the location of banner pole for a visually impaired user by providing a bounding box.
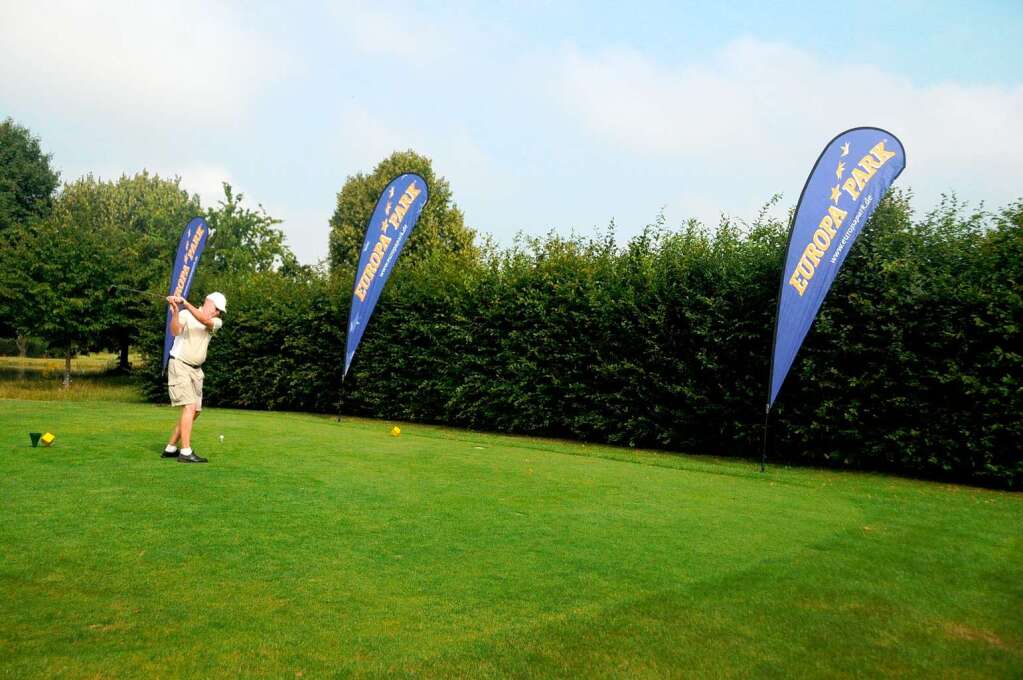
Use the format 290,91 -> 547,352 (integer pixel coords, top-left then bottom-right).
760,404 -> 770,473
335,377 -> 345,423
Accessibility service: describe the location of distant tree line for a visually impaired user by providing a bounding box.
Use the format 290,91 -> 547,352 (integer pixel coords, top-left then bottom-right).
3,116 -> 1020,486
0,118 -> 305,385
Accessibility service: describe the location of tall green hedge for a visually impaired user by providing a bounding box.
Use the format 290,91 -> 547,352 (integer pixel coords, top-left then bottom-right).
137,194 -> 1023,487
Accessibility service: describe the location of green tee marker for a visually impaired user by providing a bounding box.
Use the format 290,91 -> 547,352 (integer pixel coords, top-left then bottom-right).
29,432 -> 42,447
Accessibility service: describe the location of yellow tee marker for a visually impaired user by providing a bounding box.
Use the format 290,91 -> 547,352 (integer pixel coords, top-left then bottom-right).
40,432 -> 56,446
390,426 -> 401,437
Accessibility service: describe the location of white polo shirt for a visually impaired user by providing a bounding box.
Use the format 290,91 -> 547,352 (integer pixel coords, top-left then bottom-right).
169,310 -> 222,366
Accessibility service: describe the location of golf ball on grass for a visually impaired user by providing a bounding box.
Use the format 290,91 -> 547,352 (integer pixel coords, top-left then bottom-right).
219,434 -> 224,443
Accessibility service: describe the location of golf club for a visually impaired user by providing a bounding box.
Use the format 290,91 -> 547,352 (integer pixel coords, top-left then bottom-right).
107,284 -> 172,303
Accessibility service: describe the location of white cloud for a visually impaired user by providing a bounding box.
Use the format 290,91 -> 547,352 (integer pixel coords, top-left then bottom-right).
337,106 -> 408,170
161,164 -> 234,209
270,206 -> 331,266
336,105 -> 497,193
0,1 -> 294,126
554,38 -> 1023,210
334,105 -> 516,240
325,0 -> 459,62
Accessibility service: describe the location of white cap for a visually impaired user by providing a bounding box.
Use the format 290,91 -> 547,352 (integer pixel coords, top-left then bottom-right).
206,292 -> 227,312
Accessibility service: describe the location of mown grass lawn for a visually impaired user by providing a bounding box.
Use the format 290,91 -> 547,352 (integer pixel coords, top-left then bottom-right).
1,399 -> 1020,678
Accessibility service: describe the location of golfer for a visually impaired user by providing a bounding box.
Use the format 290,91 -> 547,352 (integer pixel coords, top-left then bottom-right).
162,292 -> 226,463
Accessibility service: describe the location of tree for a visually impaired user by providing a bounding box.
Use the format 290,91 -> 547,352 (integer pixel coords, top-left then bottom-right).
0,118 -> 60,237
101,177 -> 300,367
0,118 -> 61,347
4,172 -> 202,374
203,182 -> 299,276
0,231 -> 35,354
100,173 -> 204,369
328,150 -> 476,272
5,192 -> 113,386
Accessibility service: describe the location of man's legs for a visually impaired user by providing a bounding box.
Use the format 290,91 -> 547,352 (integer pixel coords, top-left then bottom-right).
173,404 -> 207,462
165,361 -> 207,462
178,403 -> 197,449
166,409 -> 200,448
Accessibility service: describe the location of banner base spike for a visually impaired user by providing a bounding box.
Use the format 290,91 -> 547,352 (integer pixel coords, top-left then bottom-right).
335,377 -> 345,423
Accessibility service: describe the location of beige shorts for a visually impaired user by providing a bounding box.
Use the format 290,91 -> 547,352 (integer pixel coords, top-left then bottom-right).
168,357 -> 204,410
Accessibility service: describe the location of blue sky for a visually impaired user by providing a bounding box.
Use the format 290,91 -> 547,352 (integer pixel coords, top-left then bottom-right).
2,1 -> 1021,263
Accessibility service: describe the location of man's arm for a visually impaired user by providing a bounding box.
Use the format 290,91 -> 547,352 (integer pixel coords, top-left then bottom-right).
181,299 -> 217,330
167,297 -> 182,335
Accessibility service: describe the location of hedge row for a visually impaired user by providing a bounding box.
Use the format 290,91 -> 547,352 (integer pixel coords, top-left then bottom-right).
137,194 -> 1023,487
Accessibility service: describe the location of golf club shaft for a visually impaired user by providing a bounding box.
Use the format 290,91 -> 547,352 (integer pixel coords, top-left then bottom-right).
110,284 -> 172,302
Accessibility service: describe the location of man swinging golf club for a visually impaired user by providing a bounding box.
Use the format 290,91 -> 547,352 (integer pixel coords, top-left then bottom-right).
162,292 -> 226,463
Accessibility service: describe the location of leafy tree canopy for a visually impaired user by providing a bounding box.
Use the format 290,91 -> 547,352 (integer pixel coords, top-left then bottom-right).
328,150 -> 476,272
0,117 -> 60,236
203,182 -> 299,277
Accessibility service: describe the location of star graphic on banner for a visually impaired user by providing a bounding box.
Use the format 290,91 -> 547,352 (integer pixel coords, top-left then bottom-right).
388,187 -> 395,198
835,161 -> 846,179
385,200 -> 392,215
840,142 -> 850,156
830,184 -> 841,203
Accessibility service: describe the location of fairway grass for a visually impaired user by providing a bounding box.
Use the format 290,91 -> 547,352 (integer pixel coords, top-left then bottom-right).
1,400 -> 1020,678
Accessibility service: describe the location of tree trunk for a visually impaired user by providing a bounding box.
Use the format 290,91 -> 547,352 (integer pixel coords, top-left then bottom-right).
63,346 -> 71,389
119,338 -> 130,372
15,334 -> 28,380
